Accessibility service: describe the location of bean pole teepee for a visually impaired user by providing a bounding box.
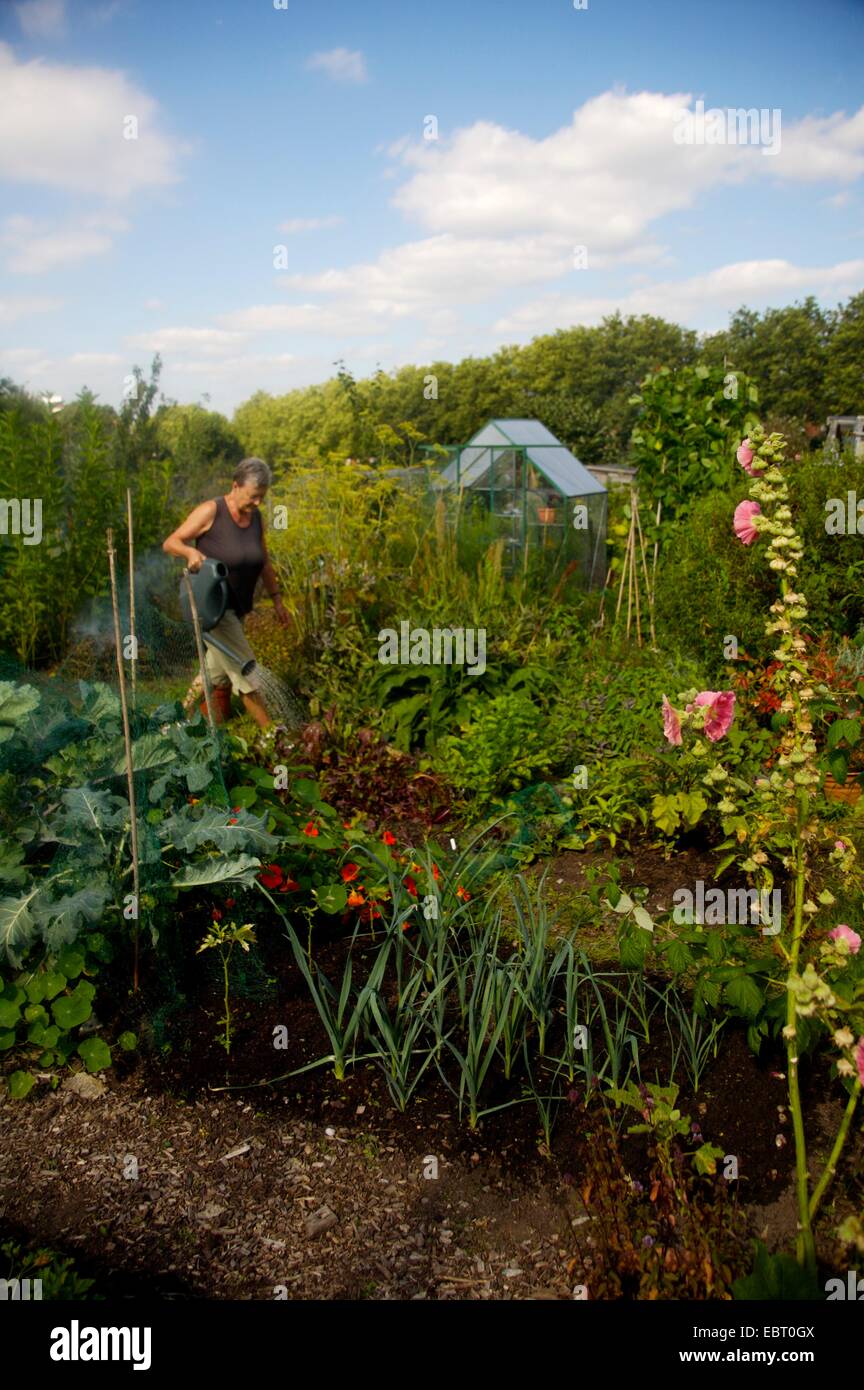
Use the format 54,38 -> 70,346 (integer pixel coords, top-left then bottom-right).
597,487 -> 656,648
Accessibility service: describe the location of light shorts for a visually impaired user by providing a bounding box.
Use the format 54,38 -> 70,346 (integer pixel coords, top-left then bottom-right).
203,608 -> 259,696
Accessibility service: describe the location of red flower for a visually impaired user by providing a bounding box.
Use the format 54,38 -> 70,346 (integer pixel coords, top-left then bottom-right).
258,864 -> 284,890
343,821 -> 353,830
225,898 -> 235,909
303,822 -> 319,837
279,877 -> 301,892
228,817 -> 238,825
456,885 -> 471,901
432,864 -> 440,881
382,830 -> 397,846
359,903 -> 382,924
341,863 -> 360,882
211,907 -> 223,921
403,875 -> 418,897
347,889 -> 366,908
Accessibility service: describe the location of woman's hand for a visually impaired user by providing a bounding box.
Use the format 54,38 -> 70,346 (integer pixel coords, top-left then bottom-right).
185,549 -> 205,573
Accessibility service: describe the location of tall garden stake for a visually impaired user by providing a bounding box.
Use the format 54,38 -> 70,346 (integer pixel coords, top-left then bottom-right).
182,569 -> 216,734
107,528 -> 141,993
126,488 -> 138,709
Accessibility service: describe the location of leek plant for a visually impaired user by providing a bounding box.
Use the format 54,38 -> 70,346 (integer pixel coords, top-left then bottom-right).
283,920 -> 391,1081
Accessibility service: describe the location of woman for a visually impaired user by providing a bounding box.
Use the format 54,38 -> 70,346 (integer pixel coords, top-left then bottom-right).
163,457 -> 290,727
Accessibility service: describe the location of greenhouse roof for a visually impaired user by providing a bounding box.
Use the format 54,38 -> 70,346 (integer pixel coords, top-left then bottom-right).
439,419 -> 607,497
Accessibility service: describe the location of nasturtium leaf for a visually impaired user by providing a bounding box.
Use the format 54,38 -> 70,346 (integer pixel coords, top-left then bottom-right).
51,980 -> 95,1030
230,785 -> 258,809
117,1031 -> 138,1051
0,996 -> 22,1028
28,1022 -> 60,1048
77,1036 -> 111,1073
7,1069 -> 36,1099
0,1029 -> 15,1050
42,970 -> 67,1000
24,1003 -> 49,1026
291,779 -> 321,805
55,948 -> 85,980
313,883 -> 348,915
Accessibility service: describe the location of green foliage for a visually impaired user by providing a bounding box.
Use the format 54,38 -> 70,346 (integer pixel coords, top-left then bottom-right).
0,1238 -> 99,1300
629,362 -> 760,537
434,690 -> 563,807
0,363 -> 174,665
732,1240 -> 822,1301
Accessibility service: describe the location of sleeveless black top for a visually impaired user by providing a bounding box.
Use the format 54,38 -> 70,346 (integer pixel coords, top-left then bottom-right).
196,496 -> 265,617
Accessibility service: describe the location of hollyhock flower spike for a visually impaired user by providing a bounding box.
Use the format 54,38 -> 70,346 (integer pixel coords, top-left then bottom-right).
691,691 -> 736,742
662,695 -> 682,746
736,438 -> 763,477
734,500 -> 761,545
829,924 -> 861,955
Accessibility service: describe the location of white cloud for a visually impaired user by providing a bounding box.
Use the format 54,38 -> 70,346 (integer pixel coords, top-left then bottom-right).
279,216 -> 343,233
1,212 -> 129,273
15,0 -> 66,40
218,302 -> 388,335
125,326 -> 249,355
67,351 -> 122,366
171,352 -> 297,376
306,48 -> 367,84
390,93 -> 864,243
0,295 -> 62,323
0,41 -> 188,197
494,257 -> 864,336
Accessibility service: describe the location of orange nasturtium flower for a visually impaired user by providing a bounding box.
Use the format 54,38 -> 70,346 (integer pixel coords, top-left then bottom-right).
303,822 -> 319,837
382,830 -> 397,846
341,863 -> 360,882
347,889 -> 366,908
456,885 -> 471,901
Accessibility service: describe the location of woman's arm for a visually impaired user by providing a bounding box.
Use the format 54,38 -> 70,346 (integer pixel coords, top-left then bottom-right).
162,500 -> 218,572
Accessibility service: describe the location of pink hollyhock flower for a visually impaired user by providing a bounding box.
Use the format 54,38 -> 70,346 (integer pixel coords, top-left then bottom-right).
733,500 -> 761,545
835,840 -> 847,852
829,923 -> 861,954
736,438 -> 762,477
856,1038 -> 864,1087
662,695 -> 682,746
691,691 -> 736,742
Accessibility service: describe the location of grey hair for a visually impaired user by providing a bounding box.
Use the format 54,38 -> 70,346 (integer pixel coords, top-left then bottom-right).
234,456 -> 272,489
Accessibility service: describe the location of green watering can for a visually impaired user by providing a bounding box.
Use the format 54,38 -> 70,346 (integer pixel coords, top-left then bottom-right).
179,557 -> 256,677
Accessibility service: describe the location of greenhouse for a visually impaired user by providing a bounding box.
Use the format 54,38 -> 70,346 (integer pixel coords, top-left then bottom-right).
434,419 -> 608,586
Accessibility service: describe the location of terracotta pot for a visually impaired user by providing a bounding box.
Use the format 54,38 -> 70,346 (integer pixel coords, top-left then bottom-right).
823,773 -> 861,804
537,507 -> 558,524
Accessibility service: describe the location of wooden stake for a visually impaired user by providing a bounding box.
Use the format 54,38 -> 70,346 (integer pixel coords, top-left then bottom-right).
182,570 -> 216,735
633,495 -> 657,647
625,510 -> 635,640
126,488 -> 137,709
107,528 -> 140,994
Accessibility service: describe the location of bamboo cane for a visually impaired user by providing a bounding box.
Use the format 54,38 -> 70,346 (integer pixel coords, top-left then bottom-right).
633,494 -> 657,647
596,564 -> 614,628
625,511 -> 635,641
107,528 -> 141,994
631,497 -> 643,647
614,514 -> 631,624
182,570 -> 216,735
126,488 -> 137,709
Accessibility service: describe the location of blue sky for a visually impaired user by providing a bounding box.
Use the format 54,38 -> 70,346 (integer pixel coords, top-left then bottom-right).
1,0 -> 862,416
